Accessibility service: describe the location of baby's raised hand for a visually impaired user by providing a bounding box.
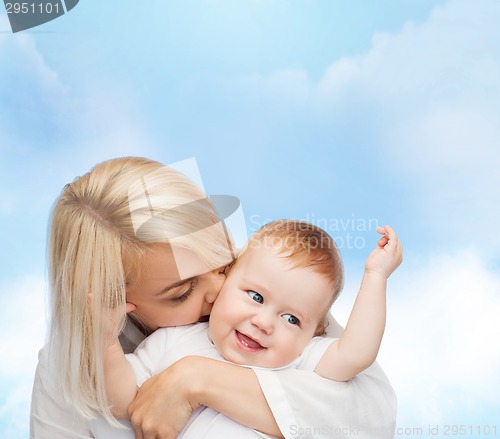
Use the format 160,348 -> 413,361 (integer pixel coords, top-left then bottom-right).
365,225 -> 403,279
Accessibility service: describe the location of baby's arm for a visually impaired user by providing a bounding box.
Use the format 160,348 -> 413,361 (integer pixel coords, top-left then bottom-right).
103,304 -> 138,419
314,225 -> 402,381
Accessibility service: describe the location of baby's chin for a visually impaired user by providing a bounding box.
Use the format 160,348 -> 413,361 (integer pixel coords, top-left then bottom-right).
223,350 -> 295,369
250,350 -> 303,369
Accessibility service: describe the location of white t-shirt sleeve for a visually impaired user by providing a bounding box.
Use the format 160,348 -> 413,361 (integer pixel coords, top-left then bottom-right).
294,336 -> 337,371
252,315 -> 397,439
253,365 -> 396,439
125,327 -> 177,387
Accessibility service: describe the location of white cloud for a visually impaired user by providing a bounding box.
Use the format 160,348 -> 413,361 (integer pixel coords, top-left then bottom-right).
386,251 -> 500,425
0,15 -> 70,152
0,15 -> 67,96
335,251 -> 500,428
0,381 -> 33,438
0,274 -> 47,377
0,274 -> 47,438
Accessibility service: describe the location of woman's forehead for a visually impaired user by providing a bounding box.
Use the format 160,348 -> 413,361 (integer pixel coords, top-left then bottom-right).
131,243 -> 213,285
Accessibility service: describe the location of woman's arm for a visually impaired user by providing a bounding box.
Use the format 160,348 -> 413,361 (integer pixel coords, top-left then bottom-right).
128,351 -> 397,439
128,356 -> 283,439
188,357 -> 284,436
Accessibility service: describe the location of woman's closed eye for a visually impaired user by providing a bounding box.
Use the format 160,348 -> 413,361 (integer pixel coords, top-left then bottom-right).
248,290 -> 264,304
171,280 -> 196,303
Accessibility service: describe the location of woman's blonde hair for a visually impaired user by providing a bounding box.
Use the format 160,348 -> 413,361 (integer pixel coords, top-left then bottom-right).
47,157 -> 233,422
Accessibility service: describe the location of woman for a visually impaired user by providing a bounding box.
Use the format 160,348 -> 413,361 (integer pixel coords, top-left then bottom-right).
30,157 -> 396,438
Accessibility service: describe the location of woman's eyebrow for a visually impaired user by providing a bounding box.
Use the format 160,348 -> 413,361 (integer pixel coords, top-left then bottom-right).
155,277 -> 194,297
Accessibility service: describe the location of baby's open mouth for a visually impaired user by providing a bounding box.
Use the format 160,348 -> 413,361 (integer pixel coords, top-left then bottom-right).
235,330 -> 266,351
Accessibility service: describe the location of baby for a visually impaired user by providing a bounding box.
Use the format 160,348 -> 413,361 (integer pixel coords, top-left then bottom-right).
104,220 -> 402,436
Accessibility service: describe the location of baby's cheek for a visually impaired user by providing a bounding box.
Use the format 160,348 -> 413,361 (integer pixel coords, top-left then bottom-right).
280,342 -> 305,365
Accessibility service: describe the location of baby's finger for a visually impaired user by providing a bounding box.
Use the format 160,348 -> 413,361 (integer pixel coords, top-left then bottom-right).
385,226 -> 400,245
382,225 -> 400,252
378,235 -> 389,247
396,238 -> 404,259
384,225 -> 396,239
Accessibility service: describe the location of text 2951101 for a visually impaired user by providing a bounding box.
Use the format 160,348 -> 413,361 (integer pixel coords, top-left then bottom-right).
5,2 -> 60,14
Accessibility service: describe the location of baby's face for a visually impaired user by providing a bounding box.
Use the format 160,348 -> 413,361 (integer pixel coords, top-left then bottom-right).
209,243 -> 331,368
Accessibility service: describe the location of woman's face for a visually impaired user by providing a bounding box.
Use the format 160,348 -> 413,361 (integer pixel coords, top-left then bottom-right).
126,244 -> 225,331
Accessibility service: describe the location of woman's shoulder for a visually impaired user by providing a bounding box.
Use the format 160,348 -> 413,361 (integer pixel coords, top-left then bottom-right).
131,321 -> 210,353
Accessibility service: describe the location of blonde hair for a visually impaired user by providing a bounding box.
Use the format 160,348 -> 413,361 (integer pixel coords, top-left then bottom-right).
47,157 -> 232,422
242,220 -> 344,335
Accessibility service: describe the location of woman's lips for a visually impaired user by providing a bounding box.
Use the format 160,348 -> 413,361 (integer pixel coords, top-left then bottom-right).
235,330 -> 265,352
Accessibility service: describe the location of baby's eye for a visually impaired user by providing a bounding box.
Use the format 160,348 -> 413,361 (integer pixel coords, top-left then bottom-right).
282,313 -> 300,325
248,291 -> 264,304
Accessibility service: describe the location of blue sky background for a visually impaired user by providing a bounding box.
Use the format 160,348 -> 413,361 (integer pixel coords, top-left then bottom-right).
1,1 -> 499,437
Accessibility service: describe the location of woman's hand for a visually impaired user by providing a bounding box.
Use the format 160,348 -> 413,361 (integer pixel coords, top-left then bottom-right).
127,356 -> 283,438
128,357 -> 202,439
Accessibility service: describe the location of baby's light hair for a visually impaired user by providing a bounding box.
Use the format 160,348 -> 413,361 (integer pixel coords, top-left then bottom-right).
243,220 -> 344,335
47,157 -> 233,424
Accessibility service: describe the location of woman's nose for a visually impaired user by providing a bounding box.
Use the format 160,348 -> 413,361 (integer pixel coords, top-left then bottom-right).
203,270 -> 226,305
201,300 -> 213,318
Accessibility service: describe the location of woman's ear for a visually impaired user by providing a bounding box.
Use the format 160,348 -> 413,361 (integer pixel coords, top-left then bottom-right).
126,302 -> 137,314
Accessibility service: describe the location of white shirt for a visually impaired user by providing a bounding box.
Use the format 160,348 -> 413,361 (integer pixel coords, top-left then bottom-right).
91,322 -> 335,439
127,322 -> 335,385
30,315 -> 397,438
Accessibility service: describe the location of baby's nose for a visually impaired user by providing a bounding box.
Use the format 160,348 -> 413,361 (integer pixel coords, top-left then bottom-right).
251,311 -> 274,334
